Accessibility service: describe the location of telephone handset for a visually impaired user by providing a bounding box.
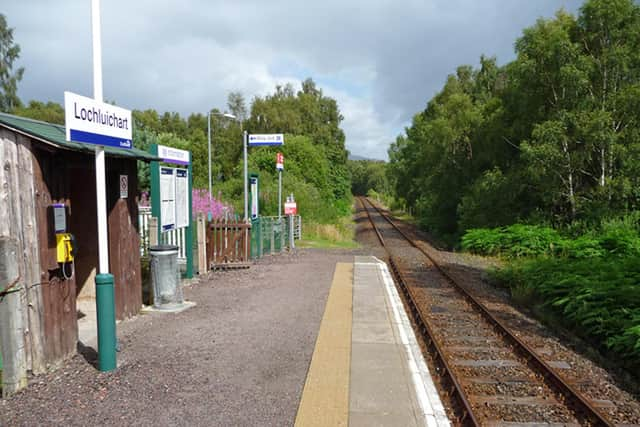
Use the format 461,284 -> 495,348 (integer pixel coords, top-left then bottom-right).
52,204 -> 76,280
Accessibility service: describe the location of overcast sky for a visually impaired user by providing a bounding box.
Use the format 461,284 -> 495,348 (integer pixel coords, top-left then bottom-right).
5,0 -> 582,160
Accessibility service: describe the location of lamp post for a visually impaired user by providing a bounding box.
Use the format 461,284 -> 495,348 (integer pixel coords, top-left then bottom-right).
207,111 -> 237,197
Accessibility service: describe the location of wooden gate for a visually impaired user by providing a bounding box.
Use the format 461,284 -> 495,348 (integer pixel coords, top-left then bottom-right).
207,220 -> 251,270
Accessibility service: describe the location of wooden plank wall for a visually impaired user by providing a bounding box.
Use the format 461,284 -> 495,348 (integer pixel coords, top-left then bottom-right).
107,157 -> 142,320
0,128 -> 46,397
1,129 -> 143,393
32,144 -> 78,367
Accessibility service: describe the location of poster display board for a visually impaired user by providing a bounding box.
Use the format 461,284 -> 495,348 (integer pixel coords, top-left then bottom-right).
160,167 -> 176,231
150,143 -> 194,279
250,176 -> 259,219
175,169 -> 189,228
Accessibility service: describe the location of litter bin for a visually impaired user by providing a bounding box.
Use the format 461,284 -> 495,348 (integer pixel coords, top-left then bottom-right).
149,244 -> 182,310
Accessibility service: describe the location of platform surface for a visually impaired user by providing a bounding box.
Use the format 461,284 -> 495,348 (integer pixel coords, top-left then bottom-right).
296,256 -> 450,427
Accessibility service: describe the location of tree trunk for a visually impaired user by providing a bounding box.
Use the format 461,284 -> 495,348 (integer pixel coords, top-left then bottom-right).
600,147 -> 606,187
563,140 -> 577,218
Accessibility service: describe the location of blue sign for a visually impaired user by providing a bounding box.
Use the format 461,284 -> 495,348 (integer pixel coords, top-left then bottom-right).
248,133 -> 284,146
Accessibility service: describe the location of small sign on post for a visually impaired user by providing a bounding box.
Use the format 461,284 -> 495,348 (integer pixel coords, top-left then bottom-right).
119,175 -> 128,199
276,152 -> 284,171
284,201 -> 297,215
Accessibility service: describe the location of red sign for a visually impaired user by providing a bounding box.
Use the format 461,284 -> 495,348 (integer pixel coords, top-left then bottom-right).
276,152 -> 284,171
284,201 -> 297,215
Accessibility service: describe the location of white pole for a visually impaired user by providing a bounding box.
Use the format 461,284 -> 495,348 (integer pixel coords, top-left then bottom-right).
243,130 -> 248,221
278,170 -> 282,218
92,0 -> 109,274
207,111 -> 212,197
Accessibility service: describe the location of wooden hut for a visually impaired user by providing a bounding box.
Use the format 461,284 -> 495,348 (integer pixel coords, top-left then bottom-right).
0,112 -> 157,396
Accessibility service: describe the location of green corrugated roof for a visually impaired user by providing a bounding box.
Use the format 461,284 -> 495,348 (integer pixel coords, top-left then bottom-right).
0,112 -> 159,161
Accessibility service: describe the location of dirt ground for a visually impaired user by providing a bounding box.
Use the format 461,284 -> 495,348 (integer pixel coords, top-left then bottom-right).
1,249 -> 357,427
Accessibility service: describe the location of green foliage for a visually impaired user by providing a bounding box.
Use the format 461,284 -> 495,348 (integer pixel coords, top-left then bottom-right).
0,14 -> 24,112
298,215 -> 359,249
348,159 -> 389,196
492,257 -> 640,366
468,216 -> 640,368
387,0 -> 640,239
247,78 -> 350,217
462,217 -> 640,259
13,100 -> 64,124
458,168 -> 523,231
462,225 -> 561,257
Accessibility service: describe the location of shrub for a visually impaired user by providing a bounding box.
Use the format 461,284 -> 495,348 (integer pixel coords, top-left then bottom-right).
461,224 -> 561,257
492,257 -> 640,366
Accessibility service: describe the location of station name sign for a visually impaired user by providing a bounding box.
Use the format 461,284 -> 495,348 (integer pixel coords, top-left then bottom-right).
64,91 -> 132,149
248,133 -> 284,146
158,144 -> 190,165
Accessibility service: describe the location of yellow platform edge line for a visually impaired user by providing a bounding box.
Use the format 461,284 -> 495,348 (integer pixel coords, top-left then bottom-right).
294,262 -> 353,427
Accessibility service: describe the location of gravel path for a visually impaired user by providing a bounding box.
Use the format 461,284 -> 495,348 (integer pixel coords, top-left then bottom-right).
1,249 -> 356,427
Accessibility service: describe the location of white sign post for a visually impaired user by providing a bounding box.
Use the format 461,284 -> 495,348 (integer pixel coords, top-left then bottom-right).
63,0 -> 128,372
277,152 -> 284,218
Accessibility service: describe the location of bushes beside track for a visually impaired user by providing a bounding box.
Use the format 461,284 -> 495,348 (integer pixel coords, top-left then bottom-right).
462,219 -> 640,371
492,257 -> 640,368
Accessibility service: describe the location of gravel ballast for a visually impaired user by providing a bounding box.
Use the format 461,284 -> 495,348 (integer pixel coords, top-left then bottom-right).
1,249 -> 355,426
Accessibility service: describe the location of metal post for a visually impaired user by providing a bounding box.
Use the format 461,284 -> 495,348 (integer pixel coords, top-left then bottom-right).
207,111 -> 212,197
278,170 -> 282,219
243,130 -> 248,222
289,214 -> 295,250
185,152 -> 194,279
91,0 -> 116,372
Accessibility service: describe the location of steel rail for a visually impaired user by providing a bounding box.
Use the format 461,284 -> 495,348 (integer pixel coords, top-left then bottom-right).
358,197 -> 480,426
362,197 -> 615,427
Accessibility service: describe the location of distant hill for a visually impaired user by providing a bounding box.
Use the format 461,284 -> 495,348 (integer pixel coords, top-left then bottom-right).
348,153 -> 385,162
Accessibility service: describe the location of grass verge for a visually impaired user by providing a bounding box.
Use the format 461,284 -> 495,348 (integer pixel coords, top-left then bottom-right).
297,216 -> 359,249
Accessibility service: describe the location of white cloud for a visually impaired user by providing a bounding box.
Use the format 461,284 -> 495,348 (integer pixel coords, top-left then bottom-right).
4,0 -> 583,160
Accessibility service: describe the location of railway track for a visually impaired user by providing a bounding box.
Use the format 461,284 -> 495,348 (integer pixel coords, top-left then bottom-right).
358,196 -> 620,426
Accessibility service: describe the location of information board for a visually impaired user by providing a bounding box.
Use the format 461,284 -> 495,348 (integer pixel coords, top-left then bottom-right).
160,167 -> 176,231
250,177 -> 259,219
175,169 -> 189,228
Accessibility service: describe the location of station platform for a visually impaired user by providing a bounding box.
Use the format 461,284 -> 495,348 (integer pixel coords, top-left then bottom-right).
295,256 -> 450,427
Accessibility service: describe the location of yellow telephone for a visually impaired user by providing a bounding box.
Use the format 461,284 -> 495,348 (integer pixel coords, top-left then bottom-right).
52,203 -> 76,280
56,233 -> 75,263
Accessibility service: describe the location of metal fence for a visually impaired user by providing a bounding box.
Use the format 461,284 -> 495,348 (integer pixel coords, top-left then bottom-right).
138,206 -> 188,260
261,215 -> 302,240
139,207 -> 302,264
250,216 -> 303,258
139,206 -> 152,257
